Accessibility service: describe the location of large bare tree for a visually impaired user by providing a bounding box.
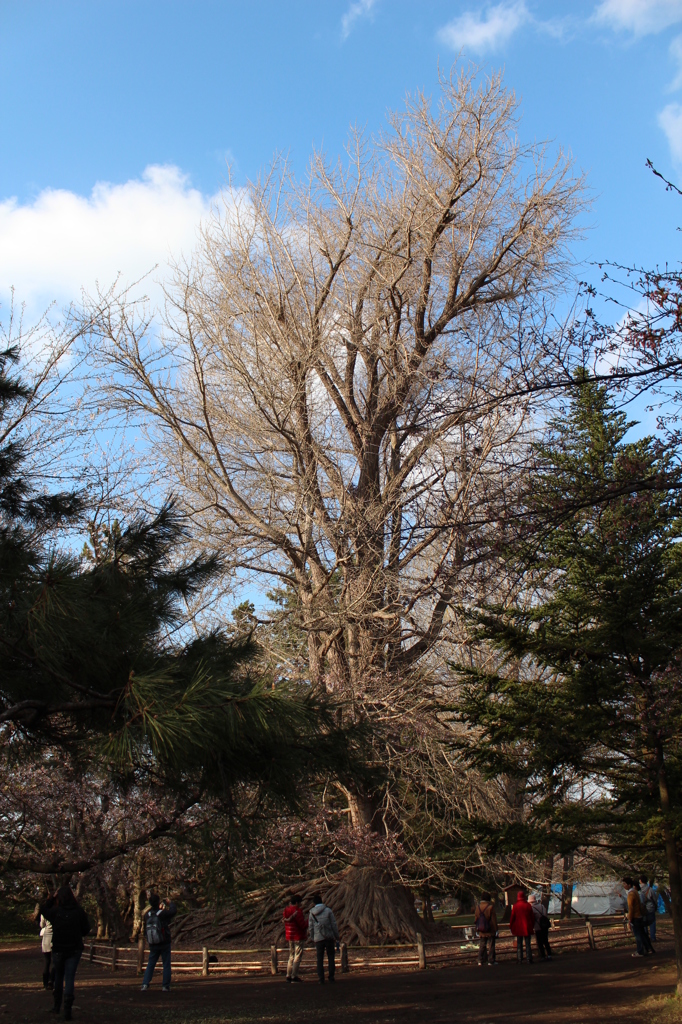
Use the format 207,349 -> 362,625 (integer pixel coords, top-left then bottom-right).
86,68 -> 583,935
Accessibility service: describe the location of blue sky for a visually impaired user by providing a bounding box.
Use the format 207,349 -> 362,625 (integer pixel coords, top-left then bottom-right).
1,0 -> 682,313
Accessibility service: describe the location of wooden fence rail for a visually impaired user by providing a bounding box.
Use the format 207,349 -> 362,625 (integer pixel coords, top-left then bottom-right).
84,916 -> 669,978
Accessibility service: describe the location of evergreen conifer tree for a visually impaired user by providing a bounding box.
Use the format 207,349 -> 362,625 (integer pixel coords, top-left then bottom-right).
455,377 -> 682,991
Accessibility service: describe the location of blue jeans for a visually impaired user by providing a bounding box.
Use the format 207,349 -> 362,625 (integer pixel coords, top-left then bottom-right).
647,912 -> 656,942
632,919 -> 653,954
315,939 -> 335,982
53,949 -> 82,1006
143,943 -> 171,987
516,935 -> 533,962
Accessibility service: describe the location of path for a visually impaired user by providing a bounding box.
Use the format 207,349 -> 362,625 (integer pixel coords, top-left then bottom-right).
0,937 -> 679,1023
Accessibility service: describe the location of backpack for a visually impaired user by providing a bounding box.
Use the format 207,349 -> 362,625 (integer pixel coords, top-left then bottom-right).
145,909 -> 168,945
642,887 -> 656,916
476,905 -> 491,932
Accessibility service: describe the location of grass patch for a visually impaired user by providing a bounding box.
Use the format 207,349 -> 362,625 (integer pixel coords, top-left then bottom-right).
0,905 -> 36,942
640,992 -> 681,1023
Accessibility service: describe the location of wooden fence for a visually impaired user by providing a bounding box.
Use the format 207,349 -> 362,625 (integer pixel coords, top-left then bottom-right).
84,915 -> 668,978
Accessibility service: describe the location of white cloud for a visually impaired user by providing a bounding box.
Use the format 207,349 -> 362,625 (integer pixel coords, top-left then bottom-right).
437,2 -> 529,53
593,0 -> 682,36
658,102 -> 682,162
669,33 -> 682,88
0,165 -> 215,312
341,0 -> 377,40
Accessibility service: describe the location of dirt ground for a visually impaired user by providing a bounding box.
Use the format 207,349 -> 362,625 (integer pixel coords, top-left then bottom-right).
0,938 -> 679,1024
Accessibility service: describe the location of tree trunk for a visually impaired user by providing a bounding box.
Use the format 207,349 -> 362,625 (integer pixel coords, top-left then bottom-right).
421,883 -> 435,924
347,791 -> 377,831
541,854 -> 555,910
560,853 -> 573,919
657,751 -> 682,995
95,901 -> 108,940
93,871 -> 128,942
130,853 -> 146,942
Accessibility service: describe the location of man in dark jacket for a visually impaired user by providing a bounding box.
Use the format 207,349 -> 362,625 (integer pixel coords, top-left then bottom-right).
40,886 -> 90,1020
528,894 -> 552,961
141,892 -> 177,991
639,875 -> 658,943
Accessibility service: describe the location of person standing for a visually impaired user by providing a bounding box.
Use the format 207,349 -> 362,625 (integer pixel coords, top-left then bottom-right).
283,894 -> 307,982
141,892 -> 177,991
474,891 -> 498,965
40,914 -> 55,989
639,875 -> 657,943
33,903 -> 56,990
308,892 -> 339,984
623,877 -> 654,957
39,885 -> 90,1021
509,890 -> 535,963
528,894 -> 552,961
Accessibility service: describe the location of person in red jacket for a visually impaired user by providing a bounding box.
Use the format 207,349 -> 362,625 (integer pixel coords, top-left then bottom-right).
283,894 -> 307,982
509,890 -> 535,963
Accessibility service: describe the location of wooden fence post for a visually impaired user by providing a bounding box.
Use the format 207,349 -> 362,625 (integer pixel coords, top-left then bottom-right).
111,946 -> 118,972
137,933 -> 145,974
341,942 -> 348,973
585,918 -> 596,950
416,932 -> 426,969
202,946 -> 209,977
270,945 -> 278,975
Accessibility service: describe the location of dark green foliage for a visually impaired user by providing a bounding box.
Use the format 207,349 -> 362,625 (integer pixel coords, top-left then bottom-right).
454,376 -> 682,859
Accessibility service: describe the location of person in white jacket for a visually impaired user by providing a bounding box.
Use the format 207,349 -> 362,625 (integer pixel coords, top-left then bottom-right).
308,893 -> 340,984
39,911 -> 55,989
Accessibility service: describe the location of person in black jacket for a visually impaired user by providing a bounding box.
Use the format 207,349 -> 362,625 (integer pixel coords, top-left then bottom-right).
39,886 -> 90,1020
141,892 -> 177,991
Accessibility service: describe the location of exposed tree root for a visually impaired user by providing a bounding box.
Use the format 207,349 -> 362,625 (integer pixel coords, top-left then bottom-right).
173,866 -> 442,947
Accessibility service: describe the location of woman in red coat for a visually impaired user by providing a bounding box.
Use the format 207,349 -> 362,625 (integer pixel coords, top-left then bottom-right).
509,891 -> 535,963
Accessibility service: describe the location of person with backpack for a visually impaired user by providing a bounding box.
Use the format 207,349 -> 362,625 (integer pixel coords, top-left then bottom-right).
308,892 -> 339,984
639,875 -> 657,943
474,891 -> 498,965
141,892 -> 177,991
39,885 -> 90,1020
283,894 -> 307,982
528,894 -> 552,961
623,876 -> 654,957
509,890 -> 535,964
